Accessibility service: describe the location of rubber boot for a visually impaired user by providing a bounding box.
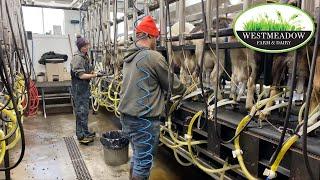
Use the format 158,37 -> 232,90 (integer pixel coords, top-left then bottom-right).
131,176 -> 146,180
129,166 -> 133,180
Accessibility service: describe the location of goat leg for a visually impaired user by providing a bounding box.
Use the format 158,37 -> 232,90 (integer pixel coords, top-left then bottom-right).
259,87 -> 278,120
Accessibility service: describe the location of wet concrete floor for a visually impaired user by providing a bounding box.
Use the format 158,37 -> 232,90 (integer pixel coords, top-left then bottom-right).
0,110 -> 211,180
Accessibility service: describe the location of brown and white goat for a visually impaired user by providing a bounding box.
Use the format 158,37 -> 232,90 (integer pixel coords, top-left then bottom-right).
310,47 -> 320,125
191,17 -> 232,100
228,36 -> 257,110
259,48 -> 309,120
171,22 -> 197,85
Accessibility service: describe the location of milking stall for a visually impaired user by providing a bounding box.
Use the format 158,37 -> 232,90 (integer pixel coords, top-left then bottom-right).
1,0 -> 320,179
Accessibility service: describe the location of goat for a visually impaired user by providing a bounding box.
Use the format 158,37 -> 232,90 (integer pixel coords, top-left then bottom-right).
170,22 -> 197,85
191,17 -> 232,100
309,47 -> 320,125
259,48 -> 309,120
228,36 -> 257,110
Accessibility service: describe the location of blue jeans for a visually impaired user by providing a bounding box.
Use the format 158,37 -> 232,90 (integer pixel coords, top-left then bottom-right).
120,114 -> 160,179
72,81 -> 91,139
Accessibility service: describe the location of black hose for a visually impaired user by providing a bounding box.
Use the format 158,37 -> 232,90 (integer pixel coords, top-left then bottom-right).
268,50 -> 299,165
6,1 -> 30,111
209,0 -> 238,144
199,0 -> 209,130
4,0 -> 28,83
213,0 -> 221,141
301,8 -> 320,180
164,0 -> 174,118
0,47 -> 26,171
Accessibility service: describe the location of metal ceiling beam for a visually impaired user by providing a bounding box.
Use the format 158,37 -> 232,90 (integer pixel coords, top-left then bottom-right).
179,0 -> 267,22
169,0 -> 229,21
22,3 -> 80,10
185,3 -> 243,22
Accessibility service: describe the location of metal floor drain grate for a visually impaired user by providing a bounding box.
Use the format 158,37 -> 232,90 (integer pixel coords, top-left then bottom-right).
64,137 -> 92,180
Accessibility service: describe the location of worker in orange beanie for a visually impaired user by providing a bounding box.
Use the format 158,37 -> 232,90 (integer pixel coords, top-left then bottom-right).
118,16 -> 186,180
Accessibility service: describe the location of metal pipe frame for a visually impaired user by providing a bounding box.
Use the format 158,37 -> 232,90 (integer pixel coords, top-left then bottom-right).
124,0 -> 129,48
178,0 -> 185,45
175,1 -> 179,24
301,0 -> 315,16
21,3 -> 80,10
144,0 -> 149,15
132,0 -> 137,41
159,0 -> 166,47
243,0 -> 253,10
106,0 -> 111,51
205,0 -> 212,43
112,0 -> 118,59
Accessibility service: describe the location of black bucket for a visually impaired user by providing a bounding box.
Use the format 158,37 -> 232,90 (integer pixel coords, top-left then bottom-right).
100,130 -> 129,166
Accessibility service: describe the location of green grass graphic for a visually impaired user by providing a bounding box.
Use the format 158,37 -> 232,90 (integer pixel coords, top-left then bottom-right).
243,11 -> 302,31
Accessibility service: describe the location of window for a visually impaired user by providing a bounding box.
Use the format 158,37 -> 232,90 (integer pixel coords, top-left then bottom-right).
22,7 -> 43,34
43,8 -> 64,35
22,7 -> 64,35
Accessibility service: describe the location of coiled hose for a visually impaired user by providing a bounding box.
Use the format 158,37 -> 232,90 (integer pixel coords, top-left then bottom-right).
134,52 -> 154,169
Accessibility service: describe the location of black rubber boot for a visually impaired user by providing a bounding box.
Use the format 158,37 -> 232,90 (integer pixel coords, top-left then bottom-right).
129,165 -> 133,180
86,132 -> 96,138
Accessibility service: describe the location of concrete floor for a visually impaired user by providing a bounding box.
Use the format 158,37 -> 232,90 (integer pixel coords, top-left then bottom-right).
1,110 -> 211,180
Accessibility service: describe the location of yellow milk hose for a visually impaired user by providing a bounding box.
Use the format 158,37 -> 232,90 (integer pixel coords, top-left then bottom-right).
233,92 -> 284,180
0,131 -> 7,165
186,110 -> 240,173
234,115 -> 257,180
271,135 -> 299,172
265,108 -> 320,179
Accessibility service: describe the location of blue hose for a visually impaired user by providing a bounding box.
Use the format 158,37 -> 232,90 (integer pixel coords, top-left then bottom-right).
133,52 -> 154,169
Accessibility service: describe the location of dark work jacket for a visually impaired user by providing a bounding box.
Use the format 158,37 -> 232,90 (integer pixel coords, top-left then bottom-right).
70,51 -> 93,97
118,46 -> 186,118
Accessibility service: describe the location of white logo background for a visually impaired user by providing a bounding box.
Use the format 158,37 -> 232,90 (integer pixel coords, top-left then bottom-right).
234,4 -> 314,31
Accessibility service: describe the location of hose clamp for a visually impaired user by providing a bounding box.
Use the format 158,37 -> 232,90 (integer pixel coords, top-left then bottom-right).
232,149 -> 243,158
184,134 -> 192,140
263,169 -> 277,179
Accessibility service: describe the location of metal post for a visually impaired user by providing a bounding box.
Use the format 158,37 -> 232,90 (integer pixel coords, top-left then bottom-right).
41,8 -> 45,34
132,0 -> 138,41
178,0 -> 185,45
112,0 -> 118,75
124,0 -> 129,48
144,0 -> 149,15
301,0 -> 315,16
106,0 -> 111,51
159,0 -> 166,46
175,2 -> 179,23
206,0 -> 212,43
316,3 -> 320,21
113,0 -> 118,51
243,0 -> 253,10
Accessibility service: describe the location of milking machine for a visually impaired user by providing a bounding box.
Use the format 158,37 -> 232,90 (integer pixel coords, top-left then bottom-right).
0,0 -> 38,177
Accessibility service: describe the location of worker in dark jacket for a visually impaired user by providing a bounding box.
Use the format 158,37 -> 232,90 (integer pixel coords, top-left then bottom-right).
71,35 -> 98,144
118,16 -> 186,180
